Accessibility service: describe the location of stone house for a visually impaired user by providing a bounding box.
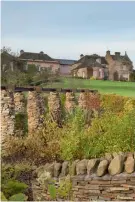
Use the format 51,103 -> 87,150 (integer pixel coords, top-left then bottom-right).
1,51 -> 24,72
19,50 -> 76,75
71,54 -> 108,79
105,51 -> 133,81
19,50 -> 60,73
71,51 -> 133,81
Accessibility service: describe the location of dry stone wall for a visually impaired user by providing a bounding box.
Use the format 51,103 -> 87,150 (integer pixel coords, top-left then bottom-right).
32,152 -> 135,201
65,92 -> 76,112
27,91 -> 45,134
14,92 -> 25,114
2,90 -> 95,136
78,92 -> 87,109
1,90 -> 15,141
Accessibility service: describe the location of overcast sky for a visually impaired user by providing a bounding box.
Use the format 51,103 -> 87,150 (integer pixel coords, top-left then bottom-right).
1,1 -> 135,66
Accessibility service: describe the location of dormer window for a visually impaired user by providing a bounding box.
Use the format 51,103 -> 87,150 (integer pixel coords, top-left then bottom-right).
96,58 -> 101,64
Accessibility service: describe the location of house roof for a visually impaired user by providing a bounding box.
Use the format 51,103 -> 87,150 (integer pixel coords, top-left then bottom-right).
111,54 -> 132,63
72,54 -> 107,70
56,59 -> 77,65
19,52 -> 56,61
19,52 -> 77,65
1,51 -> 17,66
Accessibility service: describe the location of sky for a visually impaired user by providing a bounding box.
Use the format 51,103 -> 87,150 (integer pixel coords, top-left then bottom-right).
1,1 -> 135,66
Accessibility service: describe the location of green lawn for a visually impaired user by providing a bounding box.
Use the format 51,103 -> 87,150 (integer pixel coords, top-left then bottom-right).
43,78 -> 135,97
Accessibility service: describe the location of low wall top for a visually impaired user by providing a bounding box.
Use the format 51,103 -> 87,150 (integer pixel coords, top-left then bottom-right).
1,86 -> 98,93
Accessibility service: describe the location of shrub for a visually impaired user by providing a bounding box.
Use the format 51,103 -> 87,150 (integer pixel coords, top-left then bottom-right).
15,113 -> 28,136
124,98 -> 135,112
84,109 -> 135,158
85,92 -> 101,111
24,115 -> 62,164
2,180 -> 28,199
1,136 -> 26,162
1,191 -> 28,201
60,109 -> 135,160
1,192 -> 7,201
60,108 -> 88,160
1,163 -> 32,201
90,76 -> 96,80
100,94 -> 128,113
9,193 -> 28,201
129,72 -> 135,82
2,94 -> 135,165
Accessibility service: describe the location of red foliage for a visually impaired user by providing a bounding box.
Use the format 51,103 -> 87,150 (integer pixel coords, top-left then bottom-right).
85,92 -> 101,111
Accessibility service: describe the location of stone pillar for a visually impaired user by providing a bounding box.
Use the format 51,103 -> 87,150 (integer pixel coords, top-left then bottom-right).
27,91 -> 45,134
1,90 -> 15,142
14,92 -> 25,114
78,92 -> 87,110
65,92 -> 76,113
48,92 -> 62,126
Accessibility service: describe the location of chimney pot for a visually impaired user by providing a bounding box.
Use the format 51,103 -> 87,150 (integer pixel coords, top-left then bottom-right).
115,52 -> 120,56
20,50 -> 24,55
40,51 -> 44,54
80,54 -> 84,58
106,50 -> 110,55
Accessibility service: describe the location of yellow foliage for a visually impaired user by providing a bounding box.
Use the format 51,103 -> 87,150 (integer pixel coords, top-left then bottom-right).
124,99 -> 135,112
90,76 -> 96,80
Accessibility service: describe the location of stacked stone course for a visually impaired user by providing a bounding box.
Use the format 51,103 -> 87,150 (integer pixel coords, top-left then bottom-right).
65,92 -> 76,112
1,90 -> 15,141
78,92 -> 87,109
27,91 -> 45,134
1,90 -> 92,136
14,92 -> 25,113
32,152 -> 135,201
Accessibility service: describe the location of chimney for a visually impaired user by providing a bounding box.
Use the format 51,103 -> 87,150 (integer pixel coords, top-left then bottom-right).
115,52 -> 120,57
106,50 -> 110,55
20,50 -> 24,55
80,54 -> 84,59
40,51 -> 44,54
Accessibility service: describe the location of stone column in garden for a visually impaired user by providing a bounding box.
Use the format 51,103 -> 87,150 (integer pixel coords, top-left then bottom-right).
78,92 -> 87,110
14,92 -> 25,114
27,91 -> 45,134
1,90 -> 15,142
48,92 -> 62,126
65,92 -> 76,113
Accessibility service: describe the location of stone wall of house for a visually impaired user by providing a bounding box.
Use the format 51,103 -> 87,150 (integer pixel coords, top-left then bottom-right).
32,152 -> 135,201
105,52 -> 132,81
27,61 -> 60,73
77,67 -> 88,78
